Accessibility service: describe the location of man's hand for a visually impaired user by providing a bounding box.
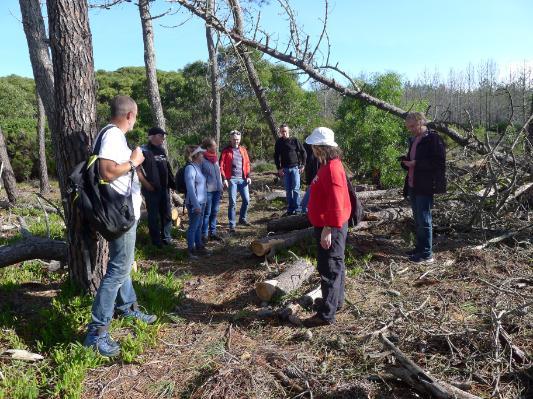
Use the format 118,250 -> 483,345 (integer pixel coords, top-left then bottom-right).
278,168 -> 284,177
320,226 -> 332,249
299,166 -> 304,174
223,179 -> 229,189
131,147 -> 145,166
402,160 -> 416,168
246,178 -> 252,185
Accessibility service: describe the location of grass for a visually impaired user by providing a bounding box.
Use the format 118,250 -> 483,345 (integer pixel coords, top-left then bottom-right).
0,206 -> 190,397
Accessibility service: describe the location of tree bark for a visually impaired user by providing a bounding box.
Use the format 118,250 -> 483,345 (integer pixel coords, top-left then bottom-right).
228,0 -> 277,140
47,0 -> 108,294
250,227 -> 314,257
36,91 -> 50,195
0,127 -> 19,204
255,259 -> 314,301
205,0 -> 221,147
19,0 -> 57,133
0,238 -> 67,268
138,0 -> 166,134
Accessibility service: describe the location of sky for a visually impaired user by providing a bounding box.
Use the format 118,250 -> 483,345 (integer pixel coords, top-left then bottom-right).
1,0 -> 532,83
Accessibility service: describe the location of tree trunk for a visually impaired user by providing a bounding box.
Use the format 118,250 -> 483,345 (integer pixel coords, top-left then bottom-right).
36,91 -> 50,195
255,259 -> 315,301
250,227 -> 314,257
228,0 -> 277,140
205,0 -> 221,147
0,127 -> 19,204
47,0 -> 108,294
138,0 -> 166,133
0,238 -> 67,268
19,0 -> 56,133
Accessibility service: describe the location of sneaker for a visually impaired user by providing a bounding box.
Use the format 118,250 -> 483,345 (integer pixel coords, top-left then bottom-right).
121,309 -> 157,324
405,248 -> 418,256
195,246 -> 210,255
238,219 -> 252,226
83,329 -> 120,357
228,227 -> 236,234
209,233 -> 223,242
202,235 -> 209,244
188,251 -> 199,259
408,254 -> 434,264
302,314 -> 333,328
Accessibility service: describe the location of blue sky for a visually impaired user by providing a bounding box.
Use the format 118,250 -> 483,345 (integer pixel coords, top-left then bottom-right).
1,0 -> 532,82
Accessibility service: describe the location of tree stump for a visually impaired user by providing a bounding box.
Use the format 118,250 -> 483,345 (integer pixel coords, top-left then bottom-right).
255,259 -> 315,301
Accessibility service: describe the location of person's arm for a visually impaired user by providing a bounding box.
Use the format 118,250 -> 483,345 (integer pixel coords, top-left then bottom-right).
99,147 -> 144,181
416,134 -> 445,171
219,151 -> 229,188
184,166 -> 201,211
137,168 -> 155,191
297,139 -> 306,172
274,140 -> 281,171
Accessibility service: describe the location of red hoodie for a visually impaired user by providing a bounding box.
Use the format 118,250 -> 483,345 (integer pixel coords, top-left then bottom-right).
307,158 -> 351,228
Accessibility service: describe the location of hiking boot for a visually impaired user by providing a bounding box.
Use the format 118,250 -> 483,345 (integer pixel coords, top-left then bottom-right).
188,250 -> 199,260
408,254 -> 435,264
121,309 -> 157,324
83,328 -> 120,357
302,314 -> 333,328
202,235 -> 209,244
195,246 -> 211,256
238,219 -> 252,226
405,248 -> 418,256
209,233 -> 223,242
228,227 -> 236,234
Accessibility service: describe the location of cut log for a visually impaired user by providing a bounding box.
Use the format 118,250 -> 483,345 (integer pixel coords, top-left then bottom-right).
0,237 -> 67,268
250,227 -> 314,257
255,259 -> 315,301
171,192 -> 184,206
266,207 -> 411,233
380,334 -> 481,399
262,188 -> 397,203
171,207 -> 181,227
300,285 -> 322,307
263,189 -> 286,201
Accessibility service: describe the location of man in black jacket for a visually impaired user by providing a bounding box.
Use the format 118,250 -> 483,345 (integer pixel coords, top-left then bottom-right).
138,127 -> 176,247
274,124 -> 307,215
401,112 -> 446,264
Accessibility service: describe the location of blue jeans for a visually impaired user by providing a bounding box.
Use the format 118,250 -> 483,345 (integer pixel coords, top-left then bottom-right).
142,188 -> 172,245
88,221 -> 138,330
283,167 -> 301,213
300,187 -> 311,213
228,178 -> 250,228
202,191 -> 221,237
408,188 -> 433,258
187,203 -> 205,251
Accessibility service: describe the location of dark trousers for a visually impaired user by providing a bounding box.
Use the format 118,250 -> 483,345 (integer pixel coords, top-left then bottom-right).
143,188 -> 172,246
314,222 -> 348,322
408,188 -> 433,258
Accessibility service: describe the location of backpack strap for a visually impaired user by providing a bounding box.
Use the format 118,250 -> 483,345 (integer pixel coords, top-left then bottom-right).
92,124 -> 116,156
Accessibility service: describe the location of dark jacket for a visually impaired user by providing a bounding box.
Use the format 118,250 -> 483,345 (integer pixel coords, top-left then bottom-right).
304,143 -> 320,185
274,137 -> 306,170
141,143 -> 176,191
401,130 -> 446,197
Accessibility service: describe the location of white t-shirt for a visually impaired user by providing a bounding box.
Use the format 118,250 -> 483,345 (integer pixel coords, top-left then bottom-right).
96,124 -> 142,220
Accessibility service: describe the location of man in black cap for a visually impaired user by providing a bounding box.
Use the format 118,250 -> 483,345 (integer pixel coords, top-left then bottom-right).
138,127 -> 176,247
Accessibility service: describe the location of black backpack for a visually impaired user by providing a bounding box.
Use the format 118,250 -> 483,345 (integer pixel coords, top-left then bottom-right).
346,177 -> 364,227
68,126 -> 136,241
174,162 -> 191,195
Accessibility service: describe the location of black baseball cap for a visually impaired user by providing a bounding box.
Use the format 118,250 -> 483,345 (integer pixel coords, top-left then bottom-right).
148,127 -> 167,136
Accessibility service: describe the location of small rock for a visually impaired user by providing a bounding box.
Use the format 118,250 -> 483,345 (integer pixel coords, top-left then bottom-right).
294,330 -> 313,341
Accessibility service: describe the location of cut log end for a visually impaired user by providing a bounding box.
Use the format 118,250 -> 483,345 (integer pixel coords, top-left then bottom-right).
255,280 -> 278,301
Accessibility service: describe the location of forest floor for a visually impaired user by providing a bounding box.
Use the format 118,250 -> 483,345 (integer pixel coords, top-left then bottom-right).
0,172 -> 532,399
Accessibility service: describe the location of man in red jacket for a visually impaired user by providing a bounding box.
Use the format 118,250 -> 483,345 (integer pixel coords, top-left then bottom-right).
303,127 -> 351,328
219,130 -> 252,233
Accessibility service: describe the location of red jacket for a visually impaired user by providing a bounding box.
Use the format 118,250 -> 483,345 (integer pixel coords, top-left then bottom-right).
219,145 -> 251,180
307,158 -> 351,228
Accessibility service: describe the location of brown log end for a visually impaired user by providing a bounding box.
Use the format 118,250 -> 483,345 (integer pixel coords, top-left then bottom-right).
255,279 -> 278,301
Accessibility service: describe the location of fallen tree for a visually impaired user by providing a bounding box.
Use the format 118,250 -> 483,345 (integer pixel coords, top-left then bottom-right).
263,189 -> 399,203
255,259 -> 315,301
0,238 -> 67,268
266,207 -> 411,233
250,227 -> 314,257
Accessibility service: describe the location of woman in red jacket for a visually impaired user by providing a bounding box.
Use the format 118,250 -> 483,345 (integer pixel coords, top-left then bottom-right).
303,127 -> 351,328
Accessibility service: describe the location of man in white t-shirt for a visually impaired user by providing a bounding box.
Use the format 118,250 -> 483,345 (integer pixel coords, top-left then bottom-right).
83,95 -> 156,357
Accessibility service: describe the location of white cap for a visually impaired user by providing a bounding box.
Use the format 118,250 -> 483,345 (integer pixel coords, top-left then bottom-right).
191,146 -> 206,157
229,129 -> 242,136
305,127 -> 338,147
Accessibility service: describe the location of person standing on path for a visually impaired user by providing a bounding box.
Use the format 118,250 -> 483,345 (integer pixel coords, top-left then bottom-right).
302,127 -> 351,328
219,130 -> 252,233
138,127 -> 175,248
274,124 -> 307,215
84,95 -> 157,357
401,112 -> 446,264
200,137 -> 223,242
184,145 -> 208,259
